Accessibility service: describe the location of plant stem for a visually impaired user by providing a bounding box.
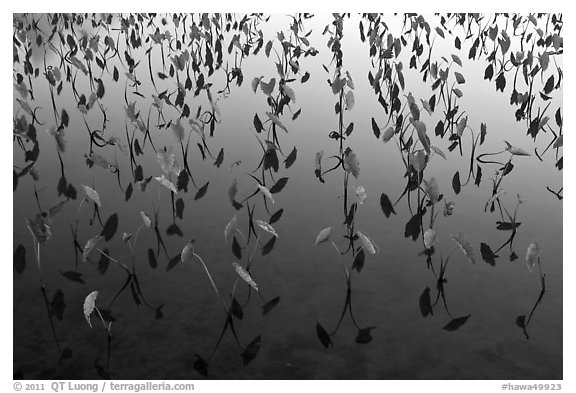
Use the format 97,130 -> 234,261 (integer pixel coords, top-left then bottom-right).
192,252 -> 228,313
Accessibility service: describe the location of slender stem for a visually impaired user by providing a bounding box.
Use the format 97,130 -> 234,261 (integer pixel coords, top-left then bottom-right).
95,248 -> 130,273
192,253 -> 228,313
247,233 -> 261,271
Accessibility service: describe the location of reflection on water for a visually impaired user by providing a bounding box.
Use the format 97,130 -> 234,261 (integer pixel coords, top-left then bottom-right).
13,13 -> 562,380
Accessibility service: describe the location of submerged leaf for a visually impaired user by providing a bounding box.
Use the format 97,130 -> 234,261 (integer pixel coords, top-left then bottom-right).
443,315 -> 471,331
451,232 -> 476,264
419,287 -> 433,317
525,242 -> 540,272
225,215 -> 238,242
423,229 -> 436,250
480,243 -> 498,267
343,149 -> 360,179
261,296 -> 280,315
83,291 -> 98,328
316,322 -> 333,348
82,235 -> 102,262
155,175 -> 178,194
257,185 -> 275,204
241,335 -> 262,365
181,241 -> 195,263
356,231 -> 379,255
82,185 -> 101,207
255,220 -> 278,237
380,193 -> 396,217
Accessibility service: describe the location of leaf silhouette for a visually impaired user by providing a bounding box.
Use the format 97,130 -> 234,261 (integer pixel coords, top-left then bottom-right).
231,296 -> 243,320
269,177 -> 288,194
194,181 -> 209,200
480,243 -> 498,267
352,248 -> 365,273
262,296 -> 280,315
83,291 -> 98,328
233,262 -> 258,291
97,248 -> 110,274
371,117 -> 380,138
380,193 -> 396,217
284,147 -> 297,168
413,120 -> 430,154
452,171 -> 461,194
443,315 -> 471,331
241,335 -> 262,366
232,236 -> 242,260
166,223 -> 183,237
261,236 -> 277,256
496,221 -> 521,231
382,126 -> 395,143
14,244 -> 26,273
504,141 -> 531,156
176,199 -> 184,219
148,248 -> 157,269
355,327 -> 376,344
100,213 -> 118,241
268,209 -> 283,225
193,355 -> 208,376
316,322 -> 333,348
177,170 -> 189,192
419,287 -> 433,317
61,270 -> 84,284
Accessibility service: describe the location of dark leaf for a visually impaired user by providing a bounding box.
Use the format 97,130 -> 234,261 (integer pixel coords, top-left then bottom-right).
475,165 -> 482,187
352,248 -> 365,273
484,64 -> 493,80
97,248 -> 110,274
194,181 -> 209,200
316,322 -> 333,348
452,171 -> 461,194
241,335 -> 262,366
176,198 -> 184,219
345,122 -> 354,137
166,223 -> 183,237
113,66 -> 119,82
177,170 -> 189,192
419,287 -> 433,317
284,147 -> 297,169
268,209 -> 283,225
134,165 -> 143,182
60,270 -> 84,284
269,177 -> 288,194
155,304 -> 164,320
510,251 -> 518,262
355,327 -> 375,344
253,113 -> 264,133
405,211 -> 423,241
495,73 -> 506,92
13,244 -> 26,273
371,117 -> 380,138
232,236 -> 242,260
214,148 -> 224,167
516,315 -> 526,328
264,150 -> 279,172
480,243 -> 498,267
148,248 -> 157,269
261,296 -> 280,315
443,315 -> 471,331
261,236 -> 276,256
231,297 -> 243,320
193,355 -> 208,376
125,182 -> 133,201
166,254 -> 181,271
50,289 -> 65,321
100,213 -> 118,241
496,221 -> 521,231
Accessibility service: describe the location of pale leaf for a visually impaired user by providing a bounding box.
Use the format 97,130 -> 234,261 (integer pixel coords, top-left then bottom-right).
315,227 -> 333,246
255,220 -> 278,237
424,229 -> 436,249
257,185 -> 275,204
356,231 -> 379,255
382,127 -> 395,143
451,232 -> 476,264
83,291 -> 98,328
82,235 -> 102,262
155,175 -> 178,194
343,149 -> 360,179
82,185 -> 102,207
141,211 -> 152,228
266,112 -> 288,133
225,215 -> 238,242
233,262 -> 258,291
181,241 -> 195,263
356,185 -> 367,204
504,141 -> 531,156
525,242 -> 540,272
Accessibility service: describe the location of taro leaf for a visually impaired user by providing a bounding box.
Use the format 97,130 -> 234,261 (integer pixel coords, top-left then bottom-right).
343,149 -> 360,179
194,181 -> 209,200
166,223 -> 183,237
232,236 -> 242,260
258,185 -> 275,204
181,242 -> 196,263
355,327 -> 375,344
269,177 -> 288,194
525,242 -> 540,272
382,126 -> 395,142
371,117 -> 380,138
502,161 -> 514,176
380,193 -> 396,217
233,262 -> 258,291
50,289 -> 65,321
423,229 -> 436,249
451,232 -> 476,264
241,335 -> 262,366
214,148 -> 224,167
510,252 -> 518,262
167,254 -> 181,271
315,227 -> 333,246
14,244 -> 26,273
100,213 -> 118,241
345,122 -> 355,137
83,291 -> 98,328
125,182 -> 133,201
264,150 -> 279,172
357,231 -> 379,255
419,287 -> 433,317
262,296 -> 280,315
155,175 -> 177,193
82,235 -> 102,262
82,185 -> 101,207
504,141 -> 531,156
134,165 -> 143,182
177,170 -> 189,192
443,315 -> 471,331
231,297 -> 243,320
454,71 -> 465,84
316,322 -> 333,348
261,236 -> 277,256
475,165 -> 482,187
480,243 -> 498,267
148,248 -> 157,269
97,248 -> 110,274
266,112 -> 288,133
405,212 -> 423,241
495,73 -> 506,92
260,78 -> 276,95
253,113 -> 264,133
194,355 -> 208,376
496,221 -> 521,231
452,171 -> 461,194
516,315 -> 526,328
61,270 -> 84,284
409,101 -> 420,121
175,198 -> 185,219
284,147 -> 297,169
268,209 -> 283,225
423,177 -> 440,204
413,120 -> 430,154
352,248 -> 365,273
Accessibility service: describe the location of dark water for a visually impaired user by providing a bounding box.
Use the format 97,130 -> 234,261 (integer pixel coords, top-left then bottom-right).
13,13 -> 563,380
